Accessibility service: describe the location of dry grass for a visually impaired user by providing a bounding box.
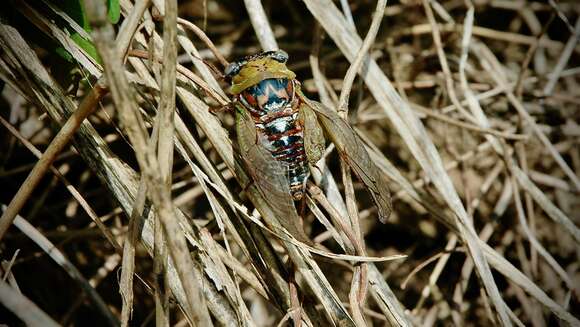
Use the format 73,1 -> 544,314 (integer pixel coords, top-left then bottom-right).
0,0 -> 579,326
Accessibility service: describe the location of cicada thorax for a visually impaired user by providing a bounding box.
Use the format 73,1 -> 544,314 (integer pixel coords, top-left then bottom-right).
237,77 -> 309,200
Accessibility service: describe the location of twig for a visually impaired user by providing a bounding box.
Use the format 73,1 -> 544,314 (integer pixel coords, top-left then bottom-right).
335,1 -> 387,325
177,18 -> 229,67
0,115 -> 120,251
547,0 -> 576,35
304,0 -> 513,325
243,0 -> 278,51
514,12 -> 556,98
422,0 -> 475,123
119,177 -> 147,327
153,0 -> 178,323
1,250 -> 20,284
510,165 -> 580,245
413,104 -> 529,141
338,0 -> 386,115
127,49 -> 229,105
509,169 -> 574,289
515,142 -> 538,276
116,0 -> 152,59
474,43 -> 580,191
0,82 -> 106,241
339,0 -> 356,30
0,280 -> 60,327
363,127 -> 579,325
410,236 -> 459,310
9,213 -> 118,326
543,17 -> 580,95
84,1 -> 213,325
400,23 -> 571,52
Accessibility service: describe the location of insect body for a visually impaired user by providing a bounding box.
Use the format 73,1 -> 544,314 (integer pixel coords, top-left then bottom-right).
227,51 -> 317,200
226,50 -> 392,223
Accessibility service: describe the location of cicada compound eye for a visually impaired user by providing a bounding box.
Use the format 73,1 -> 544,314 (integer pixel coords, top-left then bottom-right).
269,50 -> 288,63
224,62 -> 242,77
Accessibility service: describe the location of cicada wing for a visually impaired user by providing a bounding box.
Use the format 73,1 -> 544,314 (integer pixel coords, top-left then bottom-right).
235,108 -> 310,243
302,97 -> 392,223
298,103 -> 326,165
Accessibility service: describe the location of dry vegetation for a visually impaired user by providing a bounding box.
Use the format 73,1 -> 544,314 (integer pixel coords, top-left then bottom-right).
0,0 -> 579,326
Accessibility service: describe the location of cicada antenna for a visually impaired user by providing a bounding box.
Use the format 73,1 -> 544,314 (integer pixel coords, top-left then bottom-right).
152,15 -> 230,71
186,52 -> 228,81
174,18 -> 229,65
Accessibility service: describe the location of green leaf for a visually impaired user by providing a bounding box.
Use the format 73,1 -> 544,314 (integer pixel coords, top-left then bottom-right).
57,0 -> 90,30
70,32 -> 101,63
46,0 -> 102,63
54,47 -> 74,62
107,0 -> 120,24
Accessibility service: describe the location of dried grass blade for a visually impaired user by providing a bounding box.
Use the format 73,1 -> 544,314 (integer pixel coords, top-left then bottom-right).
84,1 -> 212,324
367,265 -> 413,326
199,229 -> 256,326
10,214 -> 117,326
153,0 -> 180,323
0,280 -> 60,327
0,16 -> 239,324
361,130 -> 579,325
303,1 -> 511,324
14,1 -> 101,77
119,178 -> 147,327
473,43 -> 580,191
510,174 -> 574,289
543,17 -> 580,95
243,0 -> 278,51
176,62 -> 357,326
0,81 -> 105,241
511,165 -> 580,244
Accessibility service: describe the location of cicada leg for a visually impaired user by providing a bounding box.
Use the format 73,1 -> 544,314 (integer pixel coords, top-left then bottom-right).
296,197 -> 307,221
241,179 -> 255,195
208,100 -> 236,114
288,268 -> 303,326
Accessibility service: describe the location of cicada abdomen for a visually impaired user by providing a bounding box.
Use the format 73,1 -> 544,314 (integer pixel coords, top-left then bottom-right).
241,79 -> 310,199
227,51 -> 310,200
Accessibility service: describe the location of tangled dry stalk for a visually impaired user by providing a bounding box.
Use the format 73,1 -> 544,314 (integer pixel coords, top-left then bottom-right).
0,0 -> 578,326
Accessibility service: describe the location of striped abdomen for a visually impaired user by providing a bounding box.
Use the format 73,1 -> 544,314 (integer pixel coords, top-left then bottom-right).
239,78 -> 309,200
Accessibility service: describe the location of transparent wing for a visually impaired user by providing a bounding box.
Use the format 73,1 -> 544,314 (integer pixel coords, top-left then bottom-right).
302,97 -> 392,223
235,108 -> 310,242
298,103 -> 326,165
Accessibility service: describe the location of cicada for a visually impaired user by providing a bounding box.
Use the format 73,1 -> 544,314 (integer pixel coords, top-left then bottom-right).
226,50 -> 392,223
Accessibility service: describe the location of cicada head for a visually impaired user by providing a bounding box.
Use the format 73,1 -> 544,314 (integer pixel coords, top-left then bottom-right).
226,50 -> 296,95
